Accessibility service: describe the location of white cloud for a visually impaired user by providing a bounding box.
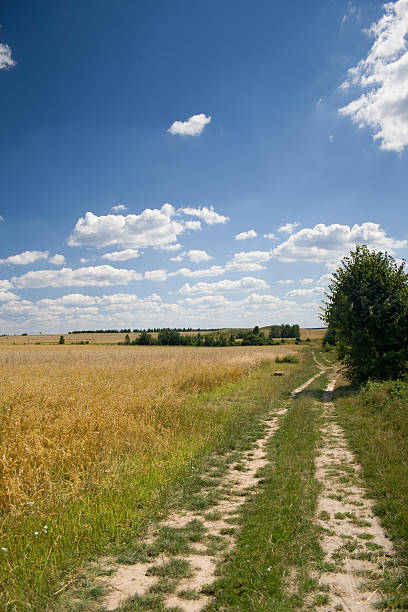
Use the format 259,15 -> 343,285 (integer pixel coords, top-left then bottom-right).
0,250 -> 49,265
170,254 -> 184,262
179,277 -> 269,295
184,220 -> 202,231
167,113 -> 211,136
235,229 -> 258,240
171,266 -> 225,278
286,286 -> 325,297
339,0 -> 408,152
0,280 -> 12,291
263,233 -> 276,239
185,249 -> 212,263
102,249 -> 141,262
110,204 -> 128,213
158,243 -> 183,251
272,222 -> 406,265
13,265 -> 142,288
144,269 -> 168,282
300,278 -> 314,285
179,205 -> 229,225
226,250 -> 272,272
0,215 -> 4,222
278,222 -> 300,234
49,254 -> 66,265
0,42 -> 15,70
68,204 -> 200,250
0,290 -> 19,302
278,279 -> 294,284
38,294 -> 96,306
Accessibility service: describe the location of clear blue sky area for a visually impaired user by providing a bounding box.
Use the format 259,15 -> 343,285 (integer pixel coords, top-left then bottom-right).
0,0 -> 407,332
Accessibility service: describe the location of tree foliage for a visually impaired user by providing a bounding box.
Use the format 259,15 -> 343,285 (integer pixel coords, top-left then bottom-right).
322,245 -> 408,383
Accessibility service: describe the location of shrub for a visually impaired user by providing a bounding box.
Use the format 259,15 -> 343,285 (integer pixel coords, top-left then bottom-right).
275,355 -> 298,364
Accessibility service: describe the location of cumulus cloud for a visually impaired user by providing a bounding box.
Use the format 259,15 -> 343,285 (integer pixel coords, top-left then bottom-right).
0,250 -> 49,265
179,205 -> 229,225
339,0 -> 408,152
226,250 -> 272,272
0,290 -> 19,302
278,279 -> 294,284
278,222 -> 300,234
158,243 -> 182,251
285,286 -> 325,297
0,279 -> 12,291
38,294 -> 96,306
171,266 -> 225,278
185,249 -> 213,263
102,249 -> 141,262
235,229 -> 258,240
144,269 -> 168,282
179,277 -> 269,295
110,204 -> 128,213
68,204 -> 200,250
49,254 -> 66,265
167,113 -> 211,136
272,222 -> 406,265
0,42 -> 15,70
263,233 -> 276,239
12,265 -> 142,288
300,278 -> 314,284
170,254 -> 184,262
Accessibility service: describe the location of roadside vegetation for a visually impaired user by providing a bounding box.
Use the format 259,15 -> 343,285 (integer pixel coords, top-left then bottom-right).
334,378 -> 408,608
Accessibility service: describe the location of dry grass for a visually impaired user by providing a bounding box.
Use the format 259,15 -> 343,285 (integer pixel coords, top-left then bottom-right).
0,344 -> 297,515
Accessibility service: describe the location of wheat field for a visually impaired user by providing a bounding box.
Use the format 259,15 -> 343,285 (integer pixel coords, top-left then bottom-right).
0,344 -> 298,515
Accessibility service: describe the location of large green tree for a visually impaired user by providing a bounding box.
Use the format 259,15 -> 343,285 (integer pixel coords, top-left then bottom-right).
322,245 -> 408,383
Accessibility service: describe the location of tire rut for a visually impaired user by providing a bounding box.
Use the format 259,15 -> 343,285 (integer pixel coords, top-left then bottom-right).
313,373 -> 394,611
98,368 -> 325,611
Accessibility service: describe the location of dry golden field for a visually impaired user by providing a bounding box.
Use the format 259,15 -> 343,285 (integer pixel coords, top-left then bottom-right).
0,343 -> 300,515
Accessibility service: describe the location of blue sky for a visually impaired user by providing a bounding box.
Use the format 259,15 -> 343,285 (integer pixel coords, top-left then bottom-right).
0,0 -> 407,333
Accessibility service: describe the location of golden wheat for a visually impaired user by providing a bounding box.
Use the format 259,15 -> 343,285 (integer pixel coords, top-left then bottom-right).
0,344 -> 297,515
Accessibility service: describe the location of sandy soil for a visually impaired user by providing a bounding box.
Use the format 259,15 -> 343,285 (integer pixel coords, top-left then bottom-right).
313,374 -> 394,611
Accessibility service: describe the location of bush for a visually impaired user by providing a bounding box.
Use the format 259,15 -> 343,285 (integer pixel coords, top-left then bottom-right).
359,379 -> 408,412
275,355 -> 298,364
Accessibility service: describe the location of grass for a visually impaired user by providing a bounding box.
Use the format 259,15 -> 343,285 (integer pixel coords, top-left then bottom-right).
333,376 -> 408,608
0,343 -> 320,610
206,375 -> 326,610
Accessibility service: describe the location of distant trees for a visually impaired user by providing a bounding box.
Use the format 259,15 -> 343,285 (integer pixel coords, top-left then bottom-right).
268,324 -> 300,339
115,324 -> 302,348
58,335 -> 65,345
322,245 -> 408,382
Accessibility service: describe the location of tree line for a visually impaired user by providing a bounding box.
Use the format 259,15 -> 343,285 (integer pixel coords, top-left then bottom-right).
120,324 -> 302,347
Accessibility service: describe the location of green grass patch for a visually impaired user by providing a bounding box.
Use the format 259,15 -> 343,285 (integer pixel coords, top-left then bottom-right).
206,381 -> 325,610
